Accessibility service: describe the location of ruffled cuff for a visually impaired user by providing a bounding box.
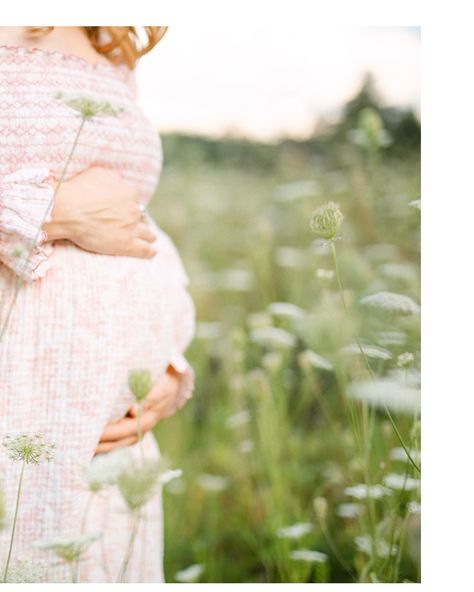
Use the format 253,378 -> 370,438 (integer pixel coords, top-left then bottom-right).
0,167 -> 56,280
168,352 -> 195,409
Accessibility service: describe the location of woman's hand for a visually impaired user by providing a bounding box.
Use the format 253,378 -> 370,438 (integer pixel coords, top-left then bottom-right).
94,366 -> 184,455
42,166 -> 157,258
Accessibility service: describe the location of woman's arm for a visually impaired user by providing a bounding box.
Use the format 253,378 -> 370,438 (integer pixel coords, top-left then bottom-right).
42,166 -> 157,258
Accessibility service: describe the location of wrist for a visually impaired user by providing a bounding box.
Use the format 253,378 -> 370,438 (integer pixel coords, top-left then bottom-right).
42,180 -> 71,242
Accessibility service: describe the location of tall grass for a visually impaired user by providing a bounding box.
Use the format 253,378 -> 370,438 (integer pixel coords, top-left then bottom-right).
152,125 -> 420,583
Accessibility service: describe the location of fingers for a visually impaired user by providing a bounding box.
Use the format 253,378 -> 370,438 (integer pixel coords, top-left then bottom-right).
136,222 -> 157,243
128,238 -> 157,259
99,405 -> 167,442
95,435 -> 138,455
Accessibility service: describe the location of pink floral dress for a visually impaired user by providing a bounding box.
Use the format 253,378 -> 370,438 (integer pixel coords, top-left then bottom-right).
0,45 -> 195,583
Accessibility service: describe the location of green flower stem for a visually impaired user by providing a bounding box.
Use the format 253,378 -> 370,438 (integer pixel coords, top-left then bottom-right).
100,493 -> 112,582
116,512 -> 140,582
330,239 -> 420,474
3,460 -> 26,582
0,116 -> 87,343
330,241 -> 374,378
79,491 -> 94,534
70,560 -> 79,583
318,516 -> 355,579
136,402 -> 145,464
383,405 -> 420,474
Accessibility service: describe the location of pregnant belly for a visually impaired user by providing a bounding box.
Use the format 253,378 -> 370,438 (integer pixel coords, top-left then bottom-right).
0,222 -> 177,422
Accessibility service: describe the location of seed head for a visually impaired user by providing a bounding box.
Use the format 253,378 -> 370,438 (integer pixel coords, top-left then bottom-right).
32,532 -> 102,562
2,433 -> 56,464
358,107 -> 383,143
310,201 -> 343,240
397,352 -> 415,368
54,91 -> 124,119
117,459 -> 167,512
4,559 -> 48,583
128,368 -> 153,402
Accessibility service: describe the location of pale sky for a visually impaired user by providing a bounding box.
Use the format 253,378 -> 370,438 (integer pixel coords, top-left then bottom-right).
134,25 -> 420,142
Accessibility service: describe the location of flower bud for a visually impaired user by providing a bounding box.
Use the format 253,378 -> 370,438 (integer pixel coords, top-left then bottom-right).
128,368 -> 153,402
313,496 -> 328,522
310,202 -> 343,240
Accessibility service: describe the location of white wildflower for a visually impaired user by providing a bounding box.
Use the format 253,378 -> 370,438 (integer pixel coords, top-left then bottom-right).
378,263 -> 417,282
340,343 -> 392,360
83,447 -> 131,492
347,376 -> 420,414
117,459 -> 167,512
408,501 -> 421,514
225,410 -> 251,429
390,448 -> 421,464
175,563 -> 204,583
397,352 -> 415,368
267,302 -> 306,320
32,532 -> 101,562
55,91 -> 124,119
290,549 -> 328,563
159,468 -> 183,485
276,522 -> 313,539
316,268 -> 335,281
4,559 -> 48,583
344,484 -> 388,500
2,432 -> 56,464
336,503 -> 362,519
409,199 -> 421,210
298,350 -> 333,371
376,331 -> 407,346
250,327 -> 297,349
355,535 -> 396,558
196,473 -> 229,492
360,291 -> 420,315
383,473 -> 420,492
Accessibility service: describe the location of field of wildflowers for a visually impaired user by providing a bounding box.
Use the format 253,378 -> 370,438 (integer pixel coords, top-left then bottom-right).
151,98 -> 421,583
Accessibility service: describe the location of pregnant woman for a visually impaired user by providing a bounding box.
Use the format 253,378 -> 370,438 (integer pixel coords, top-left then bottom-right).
0,27 -> 195,583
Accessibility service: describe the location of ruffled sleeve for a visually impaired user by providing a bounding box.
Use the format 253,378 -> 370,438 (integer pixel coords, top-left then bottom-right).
0,167 -> 56,281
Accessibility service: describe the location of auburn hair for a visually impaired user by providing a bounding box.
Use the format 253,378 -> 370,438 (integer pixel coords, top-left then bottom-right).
24,26 -> 167,69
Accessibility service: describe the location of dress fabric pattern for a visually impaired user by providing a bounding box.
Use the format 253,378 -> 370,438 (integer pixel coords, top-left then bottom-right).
0,45 -> 195,583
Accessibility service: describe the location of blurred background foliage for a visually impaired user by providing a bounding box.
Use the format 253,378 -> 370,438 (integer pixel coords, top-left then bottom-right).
148,73 -> 420,584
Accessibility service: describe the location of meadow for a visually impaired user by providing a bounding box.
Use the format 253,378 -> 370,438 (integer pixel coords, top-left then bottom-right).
151,99 -> 421,584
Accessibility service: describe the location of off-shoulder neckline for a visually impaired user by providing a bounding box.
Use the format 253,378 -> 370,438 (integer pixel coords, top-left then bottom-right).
0,44 -> 132,81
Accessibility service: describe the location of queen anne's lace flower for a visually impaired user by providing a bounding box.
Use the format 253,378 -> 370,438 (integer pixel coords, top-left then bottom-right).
83,448 -> 131,492
117,459 -> 167,512
4,559 -> 48,583
128,368 -> 153,402
175,563 -> 204,583
359,291 -> 420,315
32,532 -> 102,562
2,433 -> 56,464
276,522 -> 313,539
290,549 -> 328,563
54,91 -> 124,119
310,202 -> 343,240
